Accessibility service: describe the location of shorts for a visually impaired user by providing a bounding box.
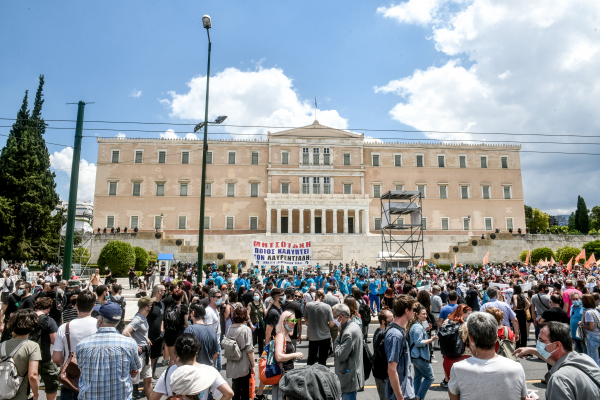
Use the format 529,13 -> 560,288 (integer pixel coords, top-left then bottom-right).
150,337 -> 164,359
39,361 -> 60,393
133,354 -> 152,384
164,329 -> 184,347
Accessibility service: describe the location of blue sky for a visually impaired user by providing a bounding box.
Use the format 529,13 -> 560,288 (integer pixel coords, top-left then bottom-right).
1,1 -> 599,215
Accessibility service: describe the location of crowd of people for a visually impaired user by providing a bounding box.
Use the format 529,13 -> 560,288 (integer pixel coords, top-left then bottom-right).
1,259 -> 600,399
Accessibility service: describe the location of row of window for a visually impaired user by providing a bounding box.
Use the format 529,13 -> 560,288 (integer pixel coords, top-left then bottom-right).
372,216 -> 514,231
112,148 -> 508,169
108,181 -> 259,197
372,184 -> 513,200
105,215 -> 257,230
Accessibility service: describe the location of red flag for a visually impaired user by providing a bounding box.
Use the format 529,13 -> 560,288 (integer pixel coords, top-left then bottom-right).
544,257 -> 548,267
575,248 -> 586,264
525,250 -> 530,265
483,251 -> 489,265
454,254 -> 457,269
551,256 -> 556,266
566,257 -> 573,272
584,253 -> 596,269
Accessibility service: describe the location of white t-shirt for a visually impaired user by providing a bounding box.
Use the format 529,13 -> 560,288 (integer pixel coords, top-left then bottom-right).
154,364 -> 225,400
204,305 -> 221,336
54,317 -> 98,362
448,355 -> 528,400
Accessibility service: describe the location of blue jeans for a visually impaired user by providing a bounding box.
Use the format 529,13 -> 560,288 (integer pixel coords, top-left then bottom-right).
342,391 -> 357,400
413,357 -> 435,400
60,386 -> 78,400
586,335 -> 600,367
216,342 -> 222,371
369,293 -> 380,313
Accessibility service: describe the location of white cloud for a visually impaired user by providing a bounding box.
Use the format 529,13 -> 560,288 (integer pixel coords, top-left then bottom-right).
50,147 -> 97,202
184,133 -> 199,140
376,0 -> 600,213
130,89 -> 142,98
160,129 -> 179,139
116,132 -> 126,138
163,66 -> 348,136
377,0 -> 447,25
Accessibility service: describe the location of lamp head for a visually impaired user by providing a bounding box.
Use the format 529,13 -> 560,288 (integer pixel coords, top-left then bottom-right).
214,115 -> 228,124
202,15 -> 212,29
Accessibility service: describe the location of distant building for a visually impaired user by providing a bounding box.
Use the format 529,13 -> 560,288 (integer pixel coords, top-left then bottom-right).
54,200 -> 94,224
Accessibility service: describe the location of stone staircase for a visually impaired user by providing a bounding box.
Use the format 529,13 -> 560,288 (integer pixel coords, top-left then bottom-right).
430,232 -> 514,263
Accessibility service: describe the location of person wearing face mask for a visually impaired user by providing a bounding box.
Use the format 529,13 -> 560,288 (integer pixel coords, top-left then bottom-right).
515,321 -> 600,399
569,292 -> 586,354
372,310 -> 393,400
332,303 -> 364,400
247,289 -> 266,356
17,282 -> 35,311
103,266 -> 112,285
282,287 -> 303,349
123,296 -> 156,399
304,289 -> 336,366
270,310 -> 304,400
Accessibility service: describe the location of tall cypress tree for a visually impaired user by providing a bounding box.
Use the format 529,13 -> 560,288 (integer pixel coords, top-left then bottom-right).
575,196 -> 590,234
0,75 -> 61,261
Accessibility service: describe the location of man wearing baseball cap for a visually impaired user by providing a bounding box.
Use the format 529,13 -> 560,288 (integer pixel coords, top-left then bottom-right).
76,302 -> 141,400
123,296 -> 156,399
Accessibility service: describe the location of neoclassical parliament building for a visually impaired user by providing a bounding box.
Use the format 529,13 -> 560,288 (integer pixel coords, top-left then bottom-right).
94,120 -> 525,253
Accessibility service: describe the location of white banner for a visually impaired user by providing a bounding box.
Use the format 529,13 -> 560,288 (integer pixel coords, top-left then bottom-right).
253,240 -> 312,266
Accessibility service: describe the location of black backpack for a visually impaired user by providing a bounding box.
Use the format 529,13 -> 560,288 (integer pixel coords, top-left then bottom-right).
371,323 -> 406,381
438,321 -> 466,357
164,304 -> 180,331
111,297 -> 126,333
357,299 -> 371,327
29,314 -> 50,345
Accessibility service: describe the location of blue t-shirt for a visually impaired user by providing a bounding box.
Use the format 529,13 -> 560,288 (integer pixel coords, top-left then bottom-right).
235,278 -> 245,291
301,286 -> 308,293
385,326 -> 415,400
306,278 -> 315,287
215,276 -> 225,288
355,279 -> 365,291
369,281 -> 379,295
315,276 -> 323,289
379,280 -> 387,295
439,304 -> 459,321
294,277 -> 302,287
340,277 -> 349,295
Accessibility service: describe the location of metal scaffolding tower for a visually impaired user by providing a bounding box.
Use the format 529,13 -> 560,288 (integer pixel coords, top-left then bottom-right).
58,220 -> 94,277
379,190 -> 425,272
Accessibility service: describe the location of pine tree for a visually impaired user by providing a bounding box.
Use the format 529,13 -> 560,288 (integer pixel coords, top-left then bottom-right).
0,75 -> 60,261
575,196 -> 590,234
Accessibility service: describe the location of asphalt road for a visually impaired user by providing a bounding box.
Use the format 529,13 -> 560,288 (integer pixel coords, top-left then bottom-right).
39,323 -> 547,400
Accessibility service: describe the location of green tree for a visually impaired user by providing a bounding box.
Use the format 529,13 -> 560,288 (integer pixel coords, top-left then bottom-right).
72,246 -> 91,265
134,246 -> 149,271
582,240 -> 600,260
97,240 -> 136,277
575,196 -> 590,234
530,247 -> 555,264
555,246 -> 581,263
524,205 -> 533,219
589,206 -> 600,230
148,250 -> 158,264
0,76 -> 60,261
519,250 -> 528,262
568,212 -> 576,231
526,208 -> 549,232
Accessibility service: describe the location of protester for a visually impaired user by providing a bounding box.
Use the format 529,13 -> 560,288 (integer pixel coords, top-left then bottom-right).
539,294 -> 569,324
4,309 -> 42,400
386,295 -> 417,400
480,287 -> 521,341
281,286 -> 303,348
0,279 -> 23,341
204,288 -> 223,370
579,293 -> 600,366
33,297 -> 60,400
438,291 -> 459,329
448,312 -> 528,400
569,291 -> 585,353
184,303 -> 220,366
147,284 -> 166,376
271,310 -> 304,400
515,321 -> 600,399
407,304 -> 437,400
531,283 -> 551,340
304,289 -> 335,365
484,307 -> 515,351
62,294 -> 79,323
440,304 -> 472,388
76,302 -> 141,400
123,296 -> 155,399
164,289 -> 189,366
224,306 -> 254,400
332,303 -> 364,400
248,288 -> 267,356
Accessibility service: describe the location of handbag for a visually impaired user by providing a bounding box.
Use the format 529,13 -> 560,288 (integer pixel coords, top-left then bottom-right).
57,322 -> 80,392
258,335 -> 285,385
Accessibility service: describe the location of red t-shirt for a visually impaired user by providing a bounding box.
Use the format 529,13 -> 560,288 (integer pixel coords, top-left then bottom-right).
495,326 -> 515,352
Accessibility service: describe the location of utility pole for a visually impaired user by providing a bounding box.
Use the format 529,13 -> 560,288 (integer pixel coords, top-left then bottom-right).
62,101 -> 86,280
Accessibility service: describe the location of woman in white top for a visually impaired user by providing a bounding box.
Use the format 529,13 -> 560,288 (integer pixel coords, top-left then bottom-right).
151,333 -> 233,400
579,294 -> 600,367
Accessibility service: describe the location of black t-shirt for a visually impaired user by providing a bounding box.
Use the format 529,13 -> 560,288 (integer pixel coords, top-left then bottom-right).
541,307 -> 569,324
3,294 -> 22,322
147,301 -> 165,340
281,300 -> 302,339
19,295 -> 36,311
38,314 -> 58,363
466,289 -> 480,311
160,266 -> 166,276
145,267 -> 153,278
164,303 -> 189,331
265,305 -> 282,339
241,290 -> 255,307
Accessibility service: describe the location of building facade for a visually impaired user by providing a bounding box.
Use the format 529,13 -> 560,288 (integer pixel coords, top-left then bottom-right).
94,121 -> 526,246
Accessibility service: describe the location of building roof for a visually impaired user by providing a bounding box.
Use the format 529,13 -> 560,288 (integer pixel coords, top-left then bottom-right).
268,120 -> 363,139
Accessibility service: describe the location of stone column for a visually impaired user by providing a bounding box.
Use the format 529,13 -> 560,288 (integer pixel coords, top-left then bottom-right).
363,207 -> 369,235
276,208 -> 282,234
343,209 -> 348,234
310,209 -> 316,234
287,209 -> 293,234
266,206 -> 272,235
299,208 -> 304,234
354,209 -> 360,234
321,209 -> 327,234
333,209 -> 338,234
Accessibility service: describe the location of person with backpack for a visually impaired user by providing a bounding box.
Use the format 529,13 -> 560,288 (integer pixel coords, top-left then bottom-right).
438,304 -> 472,388
304,289 -> 335,366
163,289 -> 189,367
437,290 -> 459,331
483,307 -> 516,357
31,297 -> 60,400
2,308 -> 42,400
111,284 -> 127,333
352,287 -> 372,341
184,303 -> 220,367
332,303 -> 364,400
448,312 -> 528,400
407,305 -> 437,400
1,269 -> 13,303
224,306 -> 255,400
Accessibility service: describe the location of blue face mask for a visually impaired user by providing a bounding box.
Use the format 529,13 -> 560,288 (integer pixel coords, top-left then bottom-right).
536,340 -> 557,359
215,299 -> 223,306
17,289 -> 23,296
106,294 -> 110,300
573,300 -> 582,307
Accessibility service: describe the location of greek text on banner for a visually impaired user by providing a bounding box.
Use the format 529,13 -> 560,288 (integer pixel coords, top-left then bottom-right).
252,240 -> 312,266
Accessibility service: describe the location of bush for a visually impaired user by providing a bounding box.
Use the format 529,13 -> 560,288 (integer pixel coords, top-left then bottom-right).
148,250 -> 158,264
519,250 -> 528,262
530,247 -> 555,264
133,247 -> 149,271
589,229 -> 598,235
568,229 -> 582,235
555,246 -> 581,263
97,240 -> 136,277
437,264 -> 451,271
583,240 -> 600,260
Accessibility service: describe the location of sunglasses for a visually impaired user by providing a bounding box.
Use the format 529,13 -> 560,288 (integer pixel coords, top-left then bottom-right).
286,319 -> 298,323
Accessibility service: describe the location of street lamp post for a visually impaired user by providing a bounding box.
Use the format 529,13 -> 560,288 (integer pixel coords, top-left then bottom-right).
196,15 -> 227,284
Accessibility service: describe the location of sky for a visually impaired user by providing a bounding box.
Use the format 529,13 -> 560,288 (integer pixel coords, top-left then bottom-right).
1,0 -> 599,215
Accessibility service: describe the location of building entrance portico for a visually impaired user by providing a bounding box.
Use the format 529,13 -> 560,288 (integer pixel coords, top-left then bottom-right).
265,193 -> 370,235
